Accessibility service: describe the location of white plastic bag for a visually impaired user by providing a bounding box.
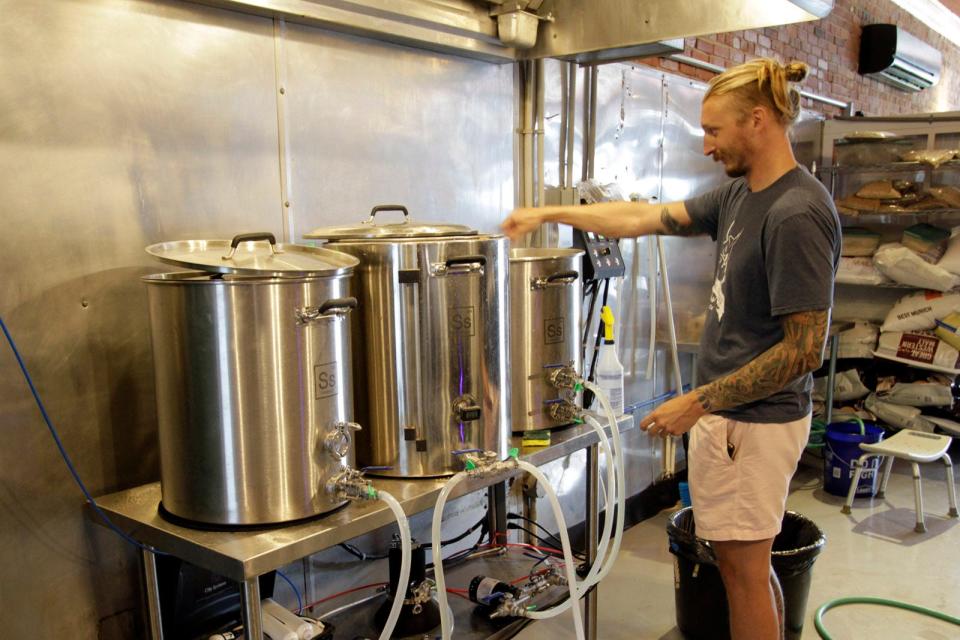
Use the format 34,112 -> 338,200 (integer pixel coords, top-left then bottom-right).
880,290 -> 960,332
874,331 -> 960,374
836,321 -> 879,359
864,393 -> 936,432
836,257 -> 892,285
876,381 -> 954,407
813,369 -> 871,403
936,226 -> 960,275
873,243 -> 959,291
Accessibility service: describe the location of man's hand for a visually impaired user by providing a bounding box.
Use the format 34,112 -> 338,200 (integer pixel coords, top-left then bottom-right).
501,207 -> 548,242
639,393 -> 706,437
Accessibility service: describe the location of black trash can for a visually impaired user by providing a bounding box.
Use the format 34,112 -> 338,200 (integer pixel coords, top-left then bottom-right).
667,507 -> 826,640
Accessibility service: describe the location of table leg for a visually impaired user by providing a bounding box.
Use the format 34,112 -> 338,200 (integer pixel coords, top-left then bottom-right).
240,577 -> 263,640
141,549 -> 164,640
487,482 -> 508,545
584,442 -> 599,639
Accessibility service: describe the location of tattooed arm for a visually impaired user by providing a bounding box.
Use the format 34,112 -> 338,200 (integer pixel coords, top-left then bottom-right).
639,309 -> 830,436
501,200 -> 702,242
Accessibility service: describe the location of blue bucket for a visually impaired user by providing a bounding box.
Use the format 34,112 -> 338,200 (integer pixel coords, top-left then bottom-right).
823,419 -> 885,497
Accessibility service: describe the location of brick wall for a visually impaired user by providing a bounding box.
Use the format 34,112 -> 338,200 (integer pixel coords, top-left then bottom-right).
640,0 -> 960,117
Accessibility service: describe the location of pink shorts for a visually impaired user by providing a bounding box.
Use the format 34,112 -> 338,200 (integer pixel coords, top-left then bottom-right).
688,413 -> 811,541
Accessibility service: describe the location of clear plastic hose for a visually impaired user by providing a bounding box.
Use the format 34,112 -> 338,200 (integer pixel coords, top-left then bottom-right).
431,472 -> 468,639
376,490 -> 412,640
582,381 -> 627,584
514,459 -> 585,640
522,390 -> 626,621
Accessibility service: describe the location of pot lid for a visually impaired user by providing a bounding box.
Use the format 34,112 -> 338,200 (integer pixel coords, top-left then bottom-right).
304,205 -> 477,240
145,232 -> 358,277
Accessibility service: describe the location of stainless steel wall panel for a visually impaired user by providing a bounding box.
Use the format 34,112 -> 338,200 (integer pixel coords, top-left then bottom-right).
2,1 -> 288,637
282,23 -> 514,237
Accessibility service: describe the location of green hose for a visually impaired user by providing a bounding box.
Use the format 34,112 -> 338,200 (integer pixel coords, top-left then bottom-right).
815,596 -> 960,639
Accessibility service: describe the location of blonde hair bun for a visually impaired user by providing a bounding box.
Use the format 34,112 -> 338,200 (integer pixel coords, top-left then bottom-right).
785,61 -> 808,83
705,57 -> 808,126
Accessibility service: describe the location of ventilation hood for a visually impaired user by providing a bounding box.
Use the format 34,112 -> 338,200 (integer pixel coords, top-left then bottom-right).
187,0 -> 833,63
525,0 -> 834,62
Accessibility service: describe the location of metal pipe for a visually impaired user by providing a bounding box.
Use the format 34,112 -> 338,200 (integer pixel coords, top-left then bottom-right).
141,549 -> 164,640
241,578 -> 263,640
523,60 -> 535,211
559,62 -> 569,188
581,65 -> 591,183
825,333 -> 839,425
664,53 -> 851,111
585,65 -> 600,178
536,57 -> 545,203
584,443 -> 600,639
566,61 -> 577,188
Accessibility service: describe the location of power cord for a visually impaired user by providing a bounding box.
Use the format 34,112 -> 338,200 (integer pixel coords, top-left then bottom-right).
0,314 -> 165,555
275,570 -> 304,615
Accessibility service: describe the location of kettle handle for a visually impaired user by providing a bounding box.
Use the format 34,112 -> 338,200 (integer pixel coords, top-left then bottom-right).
297,297 -> 358,324
365,205 -> 409,225
317,297 -> 359,315
531,270 -> 579,289
222,232 -> 281,260
431,254 -> 486,277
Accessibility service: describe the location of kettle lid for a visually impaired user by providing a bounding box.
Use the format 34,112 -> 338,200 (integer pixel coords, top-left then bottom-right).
145,232 -> 358,277
304,205 -> 477,240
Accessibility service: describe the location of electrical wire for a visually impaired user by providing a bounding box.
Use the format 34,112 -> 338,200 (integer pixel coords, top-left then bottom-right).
0,314 -> 165,555
303,582 -> 387,611
815,596 -> 960,639
426,520 -> 489,570
275,570 -> 304,615
338,515 -> 487,564
507,512 -> 579,554
581,280 -> 600,365
506,523 -> 586,561
338,542 -> 389,561
587,278 -> 611,385
422,515 -> 487,549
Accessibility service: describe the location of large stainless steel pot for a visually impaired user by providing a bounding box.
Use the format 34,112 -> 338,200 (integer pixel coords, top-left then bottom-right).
143,233 -> 360,526
305,206 -> 509,477
509,248 -> 584,431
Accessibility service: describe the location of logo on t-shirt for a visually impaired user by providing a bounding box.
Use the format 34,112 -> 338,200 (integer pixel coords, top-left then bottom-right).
709,224 -> 743,322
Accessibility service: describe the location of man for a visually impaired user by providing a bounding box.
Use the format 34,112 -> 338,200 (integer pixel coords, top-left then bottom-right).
501,58 -> 840,640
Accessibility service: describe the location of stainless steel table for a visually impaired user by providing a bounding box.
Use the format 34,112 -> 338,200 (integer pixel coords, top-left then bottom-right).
92,413 -> 634,640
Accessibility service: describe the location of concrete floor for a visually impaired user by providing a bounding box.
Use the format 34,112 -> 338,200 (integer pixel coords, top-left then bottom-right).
514,452 -> 960,640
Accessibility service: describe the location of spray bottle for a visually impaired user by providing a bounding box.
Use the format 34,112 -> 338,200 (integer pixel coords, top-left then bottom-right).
596,306 -> 625,415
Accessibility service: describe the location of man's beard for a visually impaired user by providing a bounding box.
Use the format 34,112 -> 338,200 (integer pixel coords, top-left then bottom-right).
717,151 -> 748,178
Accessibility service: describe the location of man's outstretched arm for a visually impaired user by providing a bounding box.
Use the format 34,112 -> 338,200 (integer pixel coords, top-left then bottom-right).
501,200 -> 700,241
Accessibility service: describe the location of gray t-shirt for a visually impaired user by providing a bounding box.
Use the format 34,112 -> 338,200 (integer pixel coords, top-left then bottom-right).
684,165 -> 841,423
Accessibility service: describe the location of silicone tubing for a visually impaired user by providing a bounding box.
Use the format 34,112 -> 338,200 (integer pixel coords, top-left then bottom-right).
376,491 -> 412,640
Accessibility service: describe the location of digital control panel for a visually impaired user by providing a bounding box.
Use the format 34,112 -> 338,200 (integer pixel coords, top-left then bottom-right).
572,230 -> 625,281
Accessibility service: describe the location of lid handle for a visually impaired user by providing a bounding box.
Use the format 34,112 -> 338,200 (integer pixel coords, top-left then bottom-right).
364,205 -> 410,226
222,232 -> 282,260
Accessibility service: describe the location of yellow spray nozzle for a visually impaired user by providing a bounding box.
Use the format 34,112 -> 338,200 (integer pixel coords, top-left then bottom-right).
600,305 -> 615,341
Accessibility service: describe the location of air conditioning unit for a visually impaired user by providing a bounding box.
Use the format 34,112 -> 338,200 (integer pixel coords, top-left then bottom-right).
859,24 -> 942,92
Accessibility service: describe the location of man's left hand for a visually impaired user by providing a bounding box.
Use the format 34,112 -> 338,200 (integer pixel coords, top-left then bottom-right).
639,393 -> 707,437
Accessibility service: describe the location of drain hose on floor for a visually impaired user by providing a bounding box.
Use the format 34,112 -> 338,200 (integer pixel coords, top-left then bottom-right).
815,596 -> 960,639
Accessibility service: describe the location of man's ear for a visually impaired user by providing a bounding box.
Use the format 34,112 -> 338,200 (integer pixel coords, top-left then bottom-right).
751,105 -> 766,129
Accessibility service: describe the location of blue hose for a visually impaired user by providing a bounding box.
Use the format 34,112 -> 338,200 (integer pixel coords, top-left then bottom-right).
275,570 -> 304,614
0,314 -> 164,555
